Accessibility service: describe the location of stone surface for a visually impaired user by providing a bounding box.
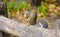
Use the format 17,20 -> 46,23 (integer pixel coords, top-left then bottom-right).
35,18 -> 48,28
0,32 -> 3,37
55,19 -> 60,37
0,16 -> 58,37
0,2 -> 8,17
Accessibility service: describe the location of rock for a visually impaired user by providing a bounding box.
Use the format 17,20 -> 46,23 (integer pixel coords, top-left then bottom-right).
0,0 -> 2,2
0,31 -> 3,37
0,16 -> 57,37
35,19 -> 48,28
0,16 -> 27,37
55,19 -> 60,30
0,2 -> 8,17
55,19 -> 60,37
28,26 -> 56,37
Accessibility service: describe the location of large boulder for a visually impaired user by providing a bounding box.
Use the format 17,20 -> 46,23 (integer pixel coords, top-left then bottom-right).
35,18 -> 48,28
0,32 -> 3,37
0,16 -> 57,37
55,19 -> 60,37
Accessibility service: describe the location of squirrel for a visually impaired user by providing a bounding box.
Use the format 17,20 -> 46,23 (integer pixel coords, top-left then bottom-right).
23,7 -> 37,25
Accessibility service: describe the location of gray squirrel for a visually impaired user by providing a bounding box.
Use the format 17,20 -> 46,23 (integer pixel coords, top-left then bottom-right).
23,7 -> 37,25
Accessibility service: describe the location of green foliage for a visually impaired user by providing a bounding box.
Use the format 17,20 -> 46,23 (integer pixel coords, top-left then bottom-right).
19,1 -> 32,10
7,1 -> 31,12
37,2 -> 48,16
3,0 -> 8,2
6,2 -> 18,18
7,2 -> 18,12
7,2 -> 13,18
6,1 -> 32,18
38,6 -> 42,13
19,1 -> 27,9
